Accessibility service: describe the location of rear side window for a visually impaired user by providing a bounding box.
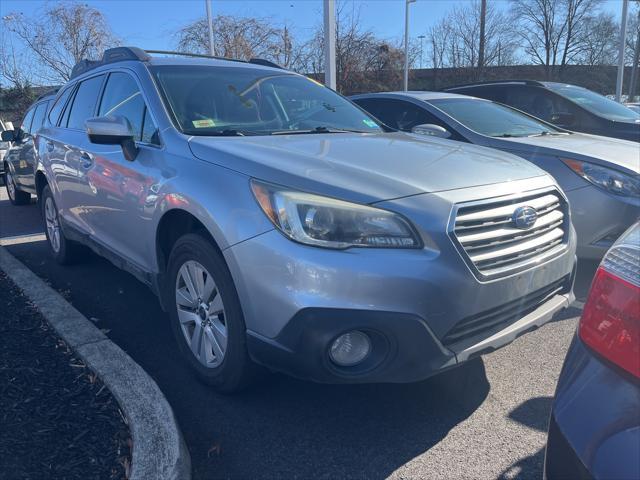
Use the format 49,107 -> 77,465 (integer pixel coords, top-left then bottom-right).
66,75 -> 104,130
21,107 -> 35,134
30,102 -> 48,133
48,88 -> 73,126
99,72 -> 158,144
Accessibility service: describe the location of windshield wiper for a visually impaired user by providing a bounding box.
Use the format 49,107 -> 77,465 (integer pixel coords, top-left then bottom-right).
492,133 -> 526,138
271,126 -> 369,135
207,129 -> 247,136
528,130 -> 568,137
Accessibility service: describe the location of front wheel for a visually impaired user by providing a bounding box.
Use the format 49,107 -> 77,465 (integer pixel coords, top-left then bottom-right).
4,167 -> 31,205
165,233 -> 257,392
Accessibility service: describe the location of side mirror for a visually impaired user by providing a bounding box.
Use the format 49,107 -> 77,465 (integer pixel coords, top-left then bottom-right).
550,112 -> 575,127
1,130 -> 15,142
86,115 -> 138,161
411,124 -> 452,139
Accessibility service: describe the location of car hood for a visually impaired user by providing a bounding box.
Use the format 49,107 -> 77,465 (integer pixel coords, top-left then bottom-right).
188,132 -> 545,203
499,133 -> 640,174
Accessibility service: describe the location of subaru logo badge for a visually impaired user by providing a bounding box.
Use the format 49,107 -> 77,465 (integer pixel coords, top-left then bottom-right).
512,206 -> 538,230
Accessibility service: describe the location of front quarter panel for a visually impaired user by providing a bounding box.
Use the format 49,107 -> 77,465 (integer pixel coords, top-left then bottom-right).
149,152 -> 274,272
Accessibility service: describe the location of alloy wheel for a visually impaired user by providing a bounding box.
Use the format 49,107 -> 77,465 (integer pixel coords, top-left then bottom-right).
175,260 -> 228,368
44,197 -> 61,253
5,170 -> 15,201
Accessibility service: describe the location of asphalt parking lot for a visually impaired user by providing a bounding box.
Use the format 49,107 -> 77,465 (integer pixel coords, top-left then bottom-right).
0,187 -> 599,480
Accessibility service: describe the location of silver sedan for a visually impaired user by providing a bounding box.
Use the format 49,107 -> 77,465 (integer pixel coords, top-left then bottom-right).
352,91 -> 640,259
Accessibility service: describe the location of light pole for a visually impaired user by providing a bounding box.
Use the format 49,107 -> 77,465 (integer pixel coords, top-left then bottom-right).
418,34 -> 425,69
324,0 -> 336,90
205,0 -> 215,56
403,0 -> 416,91
615,0 -> 629,102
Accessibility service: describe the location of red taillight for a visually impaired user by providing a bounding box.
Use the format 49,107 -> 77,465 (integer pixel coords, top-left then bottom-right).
579,262 -> 640,379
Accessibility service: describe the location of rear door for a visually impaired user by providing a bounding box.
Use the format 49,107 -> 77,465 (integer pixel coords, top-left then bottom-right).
15,100 -> 49,191
6,105 -> 35,188
55,73 -> 106,234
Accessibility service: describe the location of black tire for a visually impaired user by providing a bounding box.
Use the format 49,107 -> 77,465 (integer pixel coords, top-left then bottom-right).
165,233 -> 257,393
4,167 -> 31,205
41,184 -> 85,265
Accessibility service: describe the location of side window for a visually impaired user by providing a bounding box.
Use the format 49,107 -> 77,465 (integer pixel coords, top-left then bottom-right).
48,87 -> 73,126
355,99 -> 436,131
99,72 -> 158,143
30,102 -> 48,133
66,75 -> 105,130
21,107 -> 36,134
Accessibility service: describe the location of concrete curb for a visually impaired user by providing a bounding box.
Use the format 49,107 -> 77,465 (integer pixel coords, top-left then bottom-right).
0,246 -> 191,480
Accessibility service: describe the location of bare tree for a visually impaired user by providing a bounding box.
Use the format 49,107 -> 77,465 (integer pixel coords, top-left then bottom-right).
425,0 -> 517,71
574,12 -> 618,66
175,15 -> 308,71
300,3 -> 410,93
3,2 -> 119,83
0,36 -> 34,90
510,0 -> 602,77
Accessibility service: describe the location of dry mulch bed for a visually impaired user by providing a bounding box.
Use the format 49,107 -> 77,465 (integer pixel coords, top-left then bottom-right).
0,270 -> 131,479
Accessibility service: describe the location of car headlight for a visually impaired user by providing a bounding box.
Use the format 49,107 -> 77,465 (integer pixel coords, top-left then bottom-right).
562,158 -> 640,197
251,180 -> 421,249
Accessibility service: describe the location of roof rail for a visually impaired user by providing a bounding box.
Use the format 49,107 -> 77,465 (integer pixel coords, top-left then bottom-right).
443,79 -> 545,91
145,49 -> 245,65
70,46 -> 151,79
70,46 -> 285,80
36,88 -> 60,101
248,58 -> 284,69
146,50 -> 284,69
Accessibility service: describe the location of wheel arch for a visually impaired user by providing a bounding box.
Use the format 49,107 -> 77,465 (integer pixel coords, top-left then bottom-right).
35,170 -> 48,200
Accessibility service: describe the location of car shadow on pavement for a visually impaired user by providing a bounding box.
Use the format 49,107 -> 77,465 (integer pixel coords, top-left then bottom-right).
497,396 -> 554,479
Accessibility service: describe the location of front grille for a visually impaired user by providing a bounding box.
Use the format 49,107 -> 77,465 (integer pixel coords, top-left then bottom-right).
452,189 -> 568,277
441,276 -> 568,346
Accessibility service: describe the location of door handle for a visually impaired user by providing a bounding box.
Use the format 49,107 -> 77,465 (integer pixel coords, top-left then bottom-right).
46,141 -> 54,152
80,152 -> 94,169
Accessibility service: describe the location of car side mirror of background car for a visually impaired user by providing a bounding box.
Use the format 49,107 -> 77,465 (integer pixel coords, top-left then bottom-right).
411,124 -> 452,139
1,130 -> 15,142
550,112 -> 575,127
86,115 -> 138,161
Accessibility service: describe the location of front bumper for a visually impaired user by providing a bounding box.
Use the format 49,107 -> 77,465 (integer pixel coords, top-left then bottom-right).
224,177 -> 577,383
546,337 -> 640,480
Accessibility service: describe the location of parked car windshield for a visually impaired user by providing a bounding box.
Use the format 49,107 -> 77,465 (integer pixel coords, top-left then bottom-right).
430,98 -> 563,137
150,65 -> 383,136
546,84 -> 640,123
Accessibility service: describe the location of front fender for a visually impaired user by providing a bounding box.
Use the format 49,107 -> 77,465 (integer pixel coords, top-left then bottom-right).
150,158 -> 274,270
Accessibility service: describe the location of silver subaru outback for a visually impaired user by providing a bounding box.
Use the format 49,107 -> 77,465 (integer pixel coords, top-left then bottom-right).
35,47 -> 576,392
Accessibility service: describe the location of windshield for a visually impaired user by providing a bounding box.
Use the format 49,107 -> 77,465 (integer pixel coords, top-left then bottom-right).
546,84 -> 640,123
430,98 -> 562,137
150,65 -> 383,136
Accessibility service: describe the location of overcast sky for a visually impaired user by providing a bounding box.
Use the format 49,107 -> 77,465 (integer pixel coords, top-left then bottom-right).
1,0 -> 630,52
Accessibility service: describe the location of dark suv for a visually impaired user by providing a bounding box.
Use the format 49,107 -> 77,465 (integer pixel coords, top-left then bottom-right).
444,81 -> 640,142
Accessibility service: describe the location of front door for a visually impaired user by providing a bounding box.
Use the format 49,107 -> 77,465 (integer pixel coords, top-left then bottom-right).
76,70 -> 162,271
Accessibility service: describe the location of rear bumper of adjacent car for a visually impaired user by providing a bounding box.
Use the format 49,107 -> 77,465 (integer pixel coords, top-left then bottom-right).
545,337 -> 640,480
225,179 -> 578,384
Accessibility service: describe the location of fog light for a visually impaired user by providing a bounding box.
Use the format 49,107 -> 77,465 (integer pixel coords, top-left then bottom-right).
329,331 -> 371,367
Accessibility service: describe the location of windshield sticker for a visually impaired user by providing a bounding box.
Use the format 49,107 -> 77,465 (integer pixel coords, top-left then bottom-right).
362,119 -> 378,128
192,119 -> 216,128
